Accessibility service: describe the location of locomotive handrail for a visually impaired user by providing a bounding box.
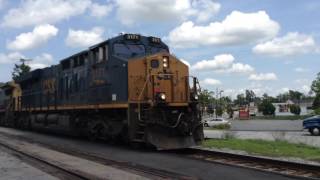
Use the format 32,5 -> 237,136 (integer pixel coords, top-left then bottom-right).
137,74 -> 151,121
137,73 -> 175,121
186,75 -> 201,93
168,112 -> 184,128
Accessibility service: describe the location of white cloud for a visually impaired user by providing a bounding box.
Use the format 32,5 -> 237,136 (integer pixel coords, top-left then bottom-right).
7,24 -> 58,51
0,52 -> 54,70
253,32 -> 318,56
27,53 -> 54,70
90,2 -> 113,18
280,87 -> 290,93
192,54 -> 234,71
294,67 -> 309,72
115,0 -> 220,26
66,27 -> 104,48
200,78 -> 221,86
224,88 -> 245,99
0,52 -> 24,64
2,0 -> 91,28
225,63 -> 255,74
166,11 -> 280,48
192,0 -> 221,23
301,85 -> 311,94
249,73 -> 278,81
191,54 -> 254,74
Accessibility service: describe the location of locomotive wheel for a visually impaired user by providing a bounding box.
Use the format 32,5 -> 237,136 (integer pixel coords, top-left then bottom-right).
87,120 -> 107,141
21,115 -> 31,130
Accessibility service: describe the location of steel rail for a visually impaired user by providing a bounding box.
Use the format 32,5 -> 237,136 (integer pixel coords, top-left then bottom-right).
0,131 -> 196,180
0,142 -> 89,180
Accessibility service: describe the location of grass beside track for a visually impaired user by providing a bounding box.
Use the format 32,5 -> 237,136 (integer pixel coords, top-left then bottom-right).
204,124 -> 231,130
252,115 -> 313,120
202,138 -> 320,162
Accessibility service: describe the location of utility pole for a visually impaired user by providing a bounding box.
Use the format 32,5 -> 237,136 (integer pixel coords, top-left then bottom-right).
215,88 -> 218,118
215,88 -> 224,118
20,58 -> 32,65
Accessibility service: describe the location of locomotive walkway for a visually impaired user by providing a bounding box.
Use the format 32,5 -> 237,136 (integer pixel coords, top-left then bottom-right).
0,127 -> 301,180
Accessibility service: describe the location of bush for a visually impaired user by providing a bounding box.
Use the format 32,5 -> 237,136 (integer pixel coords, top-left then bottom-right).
315,108 -> 320,115
313,95 -> 320,109
216,107 -> 223,116
258,100 -> 275,115
209,123 -> 231,130
290,104 -> 301,115
207,108 -> 214,115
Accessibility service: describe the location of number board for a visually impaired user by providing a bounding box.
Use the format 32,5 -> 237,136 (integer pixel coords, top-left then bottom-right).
149,37 -> 161,43
125,34 -> 140,41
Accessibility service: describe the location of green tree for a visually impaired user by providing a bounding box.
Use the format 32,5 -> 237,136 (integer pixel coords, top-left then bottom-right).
199,89 -> 214,106
234,93 -> 245,106
262,93 -> 277,103
207,107 -> 214,115
311,72 -> 320,95
288,90 -> 303,102
289,104 -> 301,115
12,59 -> 31,81
314,108 -> 320,115
216,106 -> 223,116
258,100 -> 275,116
226,105 -> 233,118
245,89 -> 256,103
313,95 -> 320,109
276,92 -> 289,102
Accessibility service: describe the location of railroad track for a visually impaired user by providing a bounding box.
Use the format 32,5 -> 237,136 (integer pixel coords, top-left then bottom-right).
177,148 -> 320,180
0,131 -> 196,180
0,142 -> 89,180
38,143 -> 195,180
1,129 -> 319,180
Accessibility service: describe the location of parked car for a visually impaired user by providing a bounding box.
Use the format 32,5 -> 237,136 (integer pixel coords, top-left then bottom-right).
303,115 -> 320,136
203,117 -> 230,127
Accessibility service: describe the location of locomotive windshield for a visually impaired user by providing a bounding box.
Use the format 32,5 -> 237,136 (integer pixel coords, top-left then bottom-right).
113,43 -> 145,58
150,46 -> 168,54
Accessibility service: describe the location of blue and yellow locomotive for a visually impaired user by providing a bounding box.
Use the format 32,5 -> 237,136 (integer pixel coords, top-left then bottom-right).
0,34 -> 203,150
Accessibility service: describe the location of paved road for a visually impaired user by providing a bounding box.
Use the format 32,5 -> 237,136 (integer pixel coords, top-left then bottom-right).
0,127 -> 297,180
230,120 -> 303,131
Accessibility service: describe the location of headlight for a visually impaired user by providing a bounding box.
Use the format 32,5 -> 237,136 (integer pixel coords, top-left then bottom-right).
163,57 -> 168,63
160,93 -> 166,100
163,57 -> 169,68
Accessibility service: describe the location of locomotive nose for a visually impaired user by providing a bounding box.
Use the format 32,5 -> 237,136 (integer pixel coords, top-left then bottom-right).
128,52 -> 190,106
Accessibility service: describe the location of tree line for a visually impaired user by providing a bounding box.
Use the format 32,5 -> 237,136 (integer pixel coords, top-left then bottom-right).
199,73 -> 320,116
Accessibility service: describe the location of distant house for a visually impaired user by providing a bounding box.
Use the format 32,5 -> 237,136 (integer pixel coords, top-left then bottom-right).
272,99 -> 313,116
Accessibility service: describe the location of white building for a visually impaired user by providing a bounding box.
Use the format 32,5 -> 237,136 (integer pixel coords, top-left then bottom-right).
272,100 -> 313,116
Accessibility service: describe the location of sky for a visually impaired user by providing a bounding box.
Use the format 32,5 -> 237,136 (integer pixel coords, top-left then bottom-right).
0,0 -> 319,98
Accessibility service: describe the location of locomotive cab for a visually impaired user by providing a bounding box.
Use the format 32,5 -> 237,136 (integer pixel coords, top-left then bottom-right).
128,52 -> 203,149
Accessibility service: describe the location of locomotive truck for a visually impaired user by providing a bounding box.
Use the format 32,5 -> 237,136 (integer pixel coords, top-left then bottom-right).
0,34 -> 204,150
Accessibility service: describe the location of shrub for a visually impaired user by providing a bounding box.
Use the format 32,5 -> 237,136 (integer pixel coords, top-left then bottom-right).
258,100 -> 275,115
315,108 -> 320,115
211,123 -> 231,130
216,107 -> 223,116
290,104 -> 301,115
